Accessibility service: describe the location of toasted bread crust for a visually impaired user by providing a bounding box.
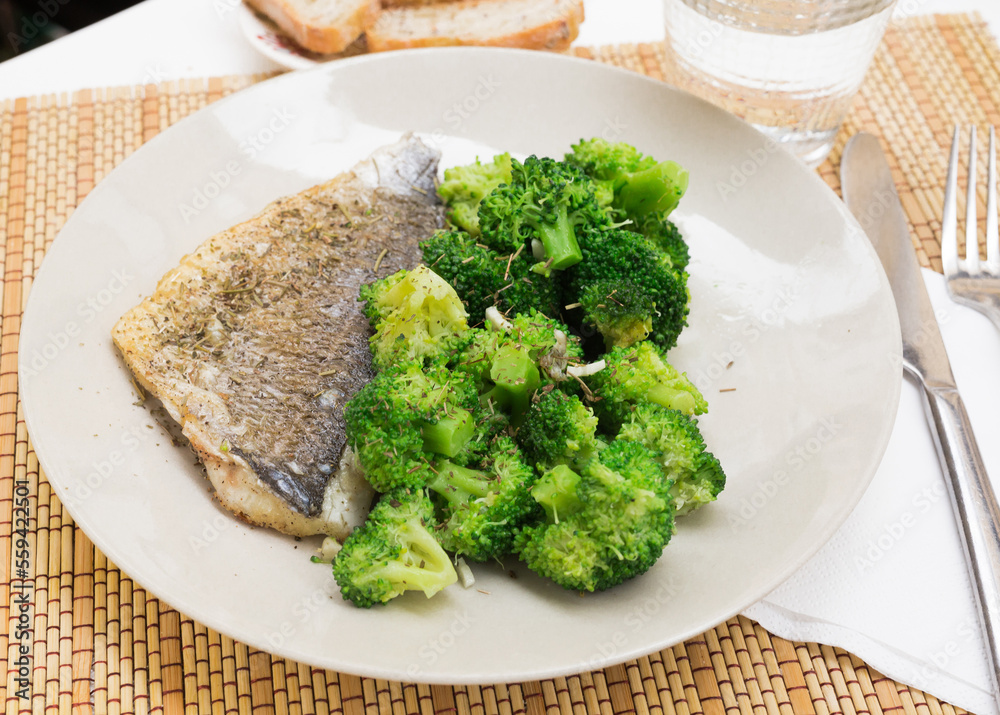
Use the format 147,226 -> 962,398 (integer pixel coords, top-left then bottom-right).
365,0 -> 585,53
244,0 -> 379,54
379,0 -> 466,6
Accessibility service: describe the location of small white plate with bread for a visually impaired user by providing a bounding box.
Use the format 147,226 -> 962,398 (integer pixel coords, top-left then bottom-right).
19,48 -> 900,683
237,0 -> 586,70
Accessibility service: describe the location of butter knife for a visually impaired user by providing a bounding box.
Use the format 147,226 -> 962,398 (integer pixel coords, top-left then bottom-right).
842,132 -> 1000,705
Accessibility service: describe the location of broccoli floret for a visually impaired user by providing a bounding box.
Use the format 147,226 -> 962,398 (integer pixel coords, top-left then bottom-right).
517,389 -> 601,471
617,403 -> 726,515
577,280 -> 655,350
564,138 -> 689,221
420,229 -> 562,326
332,489 -> 457,607
568,228 -> 689,352
420,229 -> 508,325
500,255 -> 565,321
437,153 -> 513,236
343,362 -> 480,492
530,463 -> 584,523
427,437 -> 539,561
504,311 -> 584,366
452,311 -> 583,418
359,265 -> 470,370
589,342 -> 707,429
632,213 -> 690,273
478,156 -> 610,274
516,440 -> 673,592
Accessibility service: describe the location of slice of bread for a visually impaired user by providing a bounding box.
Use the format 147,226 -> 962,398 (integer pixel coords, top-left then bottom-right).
366,0 -> 585,52
244,0 -> 379,54
379,0 -> 466,6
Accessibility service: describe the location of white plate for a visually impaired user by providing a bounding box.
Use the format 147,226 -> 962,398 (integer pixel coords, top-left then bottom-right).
18,48 -> 900,684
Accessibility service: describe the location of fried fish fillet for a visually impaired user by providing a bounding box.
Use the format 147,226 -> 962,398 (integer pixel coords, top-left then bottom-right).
112,134 -> 445,539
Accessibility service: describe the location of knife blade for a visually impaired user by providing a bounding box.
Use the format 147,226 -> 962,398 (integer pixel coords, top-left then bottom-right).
842,132 -> 1000,707
842,135 -> 956,389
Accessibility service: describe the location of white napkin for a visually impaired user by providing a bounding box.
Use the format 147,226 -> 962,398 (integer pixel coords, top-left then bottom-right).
743,268 -> 1000,715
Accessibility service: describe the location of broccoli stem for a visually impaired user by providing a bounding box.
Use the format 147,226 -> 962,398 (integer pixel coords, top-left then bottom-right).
380,521 -> 457,598
486,345 -> 541,422
427,460 -> 491,506
530,210 -> 582,274
532,464 -> 584,524
646,384 -> 702,415
420,408 -> 474,458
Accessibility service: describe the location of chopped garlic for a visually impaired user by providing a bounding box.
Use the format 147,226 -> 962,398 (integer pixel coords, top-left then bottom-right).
315,536 -> 342,563
456,558 -> 476,588
567,359 -> 606,378
485,306 -> 513,332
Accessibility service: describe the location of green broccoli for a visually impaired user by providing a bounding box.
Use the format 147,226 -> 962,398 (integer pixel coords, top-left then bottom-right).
332,489 -> 457,608
483,343 -> 541,420
427,437 -> 540,561
343,362 -> 481,492
516,440 -> 674,592
516,389 -> 601,471
530,463 -> 584,524
617,403 -> 726,515
452,311 -> 583,418
359,265 -> 470,369
632,212 -> 690,273
437,152 -> 513,236
568,228 -> 689,352
420,229 -> 562,326
577,280 -> 655,349
588,341 -> 707,429
478,156 -> 610,274
564,137 -> 689,221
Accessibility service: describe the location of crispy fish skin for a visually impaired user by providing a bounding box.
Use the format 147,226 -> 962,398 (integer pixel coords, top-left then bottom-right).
112,134 -> 444,539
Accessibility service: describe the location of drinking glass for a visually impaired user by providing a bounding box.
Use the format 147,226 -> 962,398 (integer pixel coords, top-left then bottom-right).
662,0 -> 896,167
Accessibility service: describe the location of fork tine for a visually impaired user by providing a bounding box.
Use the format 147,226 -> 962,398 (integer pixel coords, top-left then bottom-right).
988,126 -> 999,270
943,126 -> 961,277
966,125 -> 980,269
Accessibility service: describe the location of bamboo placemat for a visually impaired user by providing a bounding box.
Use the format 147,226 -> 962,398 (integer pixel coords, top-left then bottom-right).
1,12 -> 995,715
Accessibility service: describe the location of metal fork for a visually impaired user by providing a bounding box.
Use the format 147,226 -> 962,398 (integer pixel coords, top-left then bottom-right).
943,125 -> 1000,330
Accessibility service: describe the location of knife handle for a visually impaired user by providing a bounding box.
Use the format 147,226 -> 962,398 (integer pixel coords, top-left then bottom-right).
923,383 -> 1000,690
